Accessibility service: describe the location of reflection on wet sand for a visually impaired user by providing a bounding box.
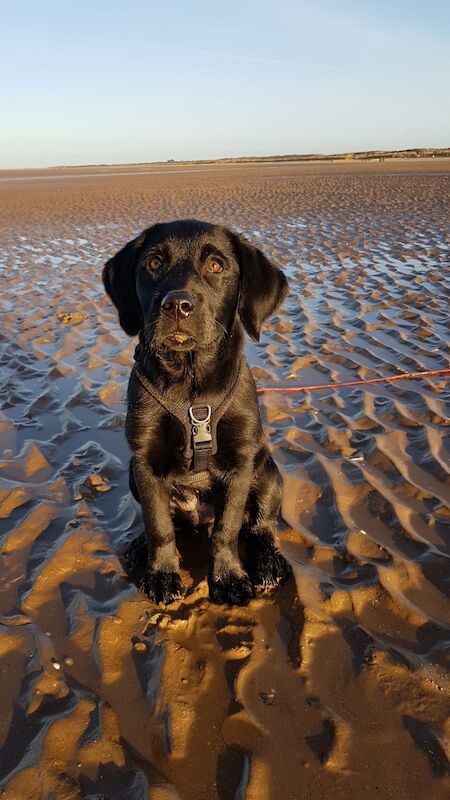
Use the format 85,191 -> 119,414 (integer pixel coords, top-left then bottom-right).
0,162 -> 449,798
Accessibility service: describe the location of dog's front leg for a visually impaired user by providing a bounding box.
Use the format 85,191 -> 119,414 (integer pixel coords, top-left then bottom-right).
209,469 -> 254,605
133,456 -> 185,604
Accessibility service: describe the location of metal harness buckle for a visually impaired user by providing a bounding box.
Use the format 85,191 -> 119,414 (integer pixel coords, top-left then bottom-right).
188,405 -> 212,449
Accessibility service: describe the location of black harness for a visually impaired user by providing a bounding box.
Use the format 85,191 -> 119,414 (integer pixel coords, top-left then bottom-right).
133,360 -> 244,480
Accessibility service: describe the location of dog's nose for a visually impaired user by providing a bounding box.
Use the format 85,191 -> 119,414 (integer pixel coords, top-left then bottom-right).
160,291 -> 196,320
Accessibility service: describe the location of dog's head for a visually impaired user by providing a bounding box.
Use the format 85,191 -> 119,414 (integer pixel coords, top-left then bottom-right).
103,219 -> 288,352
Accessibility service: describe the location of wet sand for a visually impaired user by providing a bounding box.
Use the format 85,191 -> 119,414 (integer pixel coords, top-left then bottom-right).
0,161 -> 449,799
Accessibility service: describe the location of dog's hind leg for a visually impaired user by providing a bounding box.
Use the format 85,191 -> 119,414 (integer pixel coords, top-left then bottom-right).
245,453 -> 292,589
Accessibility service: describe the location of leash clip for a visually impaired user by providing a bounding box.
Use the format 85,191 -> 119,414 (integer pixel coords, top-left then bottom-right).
189,405 -> 212,449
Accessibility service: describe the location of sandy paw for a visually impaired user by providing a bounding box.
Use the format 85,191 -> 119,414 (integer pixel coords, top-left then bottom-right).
141,570 -> 185,604
209,572 -> 254,606
247,542 -> 293,590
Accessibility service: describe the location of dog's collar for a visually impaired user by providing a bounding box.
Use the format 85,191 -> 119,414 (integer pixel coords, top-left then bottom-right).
133,359 -> 244,473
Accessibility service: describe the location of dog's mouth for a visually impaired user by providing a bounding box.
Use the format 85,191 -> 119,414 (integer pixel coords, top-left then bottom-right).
162,332 -> 198,351
170,332 -> 191,343
144,317 -> 222,354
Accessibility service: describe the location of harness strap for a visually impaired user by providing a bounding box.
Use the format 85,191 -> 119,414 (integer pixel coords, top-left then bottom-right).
133,360 -> 243,473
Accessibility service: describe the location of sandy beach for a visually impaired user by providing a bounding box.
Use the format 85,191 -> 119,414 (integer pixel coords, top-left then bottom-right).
0,160 -> 449,799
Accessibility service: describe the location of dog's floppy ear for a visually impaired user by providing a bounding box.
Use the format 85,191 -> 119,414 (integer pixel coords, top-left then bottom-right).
230,232 -> 288,341
102,232 -> 145,336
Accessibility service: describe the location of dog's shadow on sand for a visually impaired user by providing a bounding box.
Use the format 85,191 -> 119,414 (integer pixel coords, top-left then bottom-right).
119,523 -> 303,667
118,525 -> 303,799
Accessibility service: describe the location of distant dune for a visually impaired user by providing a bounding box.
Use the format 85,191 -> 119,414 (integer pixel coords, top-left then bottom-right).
162,146 -> 450,165
1,147 -> 448,178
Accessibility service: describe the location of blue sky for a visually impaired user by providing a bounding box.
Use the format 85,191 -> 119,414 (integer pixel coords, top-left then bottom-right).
1,0 -> 449,168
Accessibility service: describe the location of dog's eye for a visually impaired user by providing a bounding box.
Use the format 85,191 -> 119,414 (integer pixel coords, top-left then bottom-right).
148,257 -> 162,271
207,260 -> 223,274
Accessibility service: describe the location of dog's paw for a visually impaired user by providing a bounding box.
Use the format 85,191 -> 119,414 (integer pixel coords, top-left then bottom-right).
142,570 -> 185,604
248,538 -> 293,589
209,571 -> 254,606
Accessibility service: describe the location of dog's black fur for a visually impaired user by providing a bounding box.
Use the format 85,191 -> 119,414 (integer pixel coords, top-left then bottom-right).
103,219 -> 292,605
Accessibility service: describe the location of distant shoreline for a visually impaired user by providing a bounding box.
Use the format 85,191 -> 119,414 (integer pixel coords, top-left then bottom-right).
1,147 -> 448,179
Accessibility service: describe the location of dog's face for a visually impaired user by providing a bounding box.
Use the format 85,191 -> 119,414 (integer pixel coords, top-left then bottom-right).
103,219 -> 288,351
135,221 -> 241,354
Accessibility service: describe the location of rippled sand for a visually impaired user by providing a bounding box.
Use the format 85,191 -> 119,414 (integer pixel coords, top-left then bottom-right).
0,161 -> 449,799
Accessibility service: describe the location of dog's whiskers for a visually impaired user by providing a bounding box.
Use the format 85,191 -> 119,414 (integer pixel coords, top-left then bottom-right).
214,320 -> 229,338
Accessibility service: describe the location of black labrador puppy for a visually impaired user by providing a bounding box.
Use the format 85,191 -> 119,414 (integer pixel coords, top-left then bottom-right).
103,219 -> 292,605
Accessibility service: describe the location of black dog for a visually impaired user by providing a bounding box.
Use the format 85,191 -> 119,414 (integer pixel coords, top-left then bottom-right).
103,219 -> 292,605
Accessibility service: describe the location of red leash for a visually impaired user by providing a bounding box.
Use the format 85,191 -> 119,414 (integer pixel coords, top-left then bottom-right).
256,367 -> 450,395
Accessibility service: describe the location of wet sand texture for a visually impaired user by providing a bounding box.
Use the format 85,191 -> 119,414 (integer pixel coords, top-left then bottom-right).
0,162 -> 449,799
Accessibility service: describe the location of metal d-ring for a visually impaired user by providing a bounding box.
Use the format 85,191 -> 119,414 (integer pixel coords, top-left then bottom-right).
188,405 -> 211,425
